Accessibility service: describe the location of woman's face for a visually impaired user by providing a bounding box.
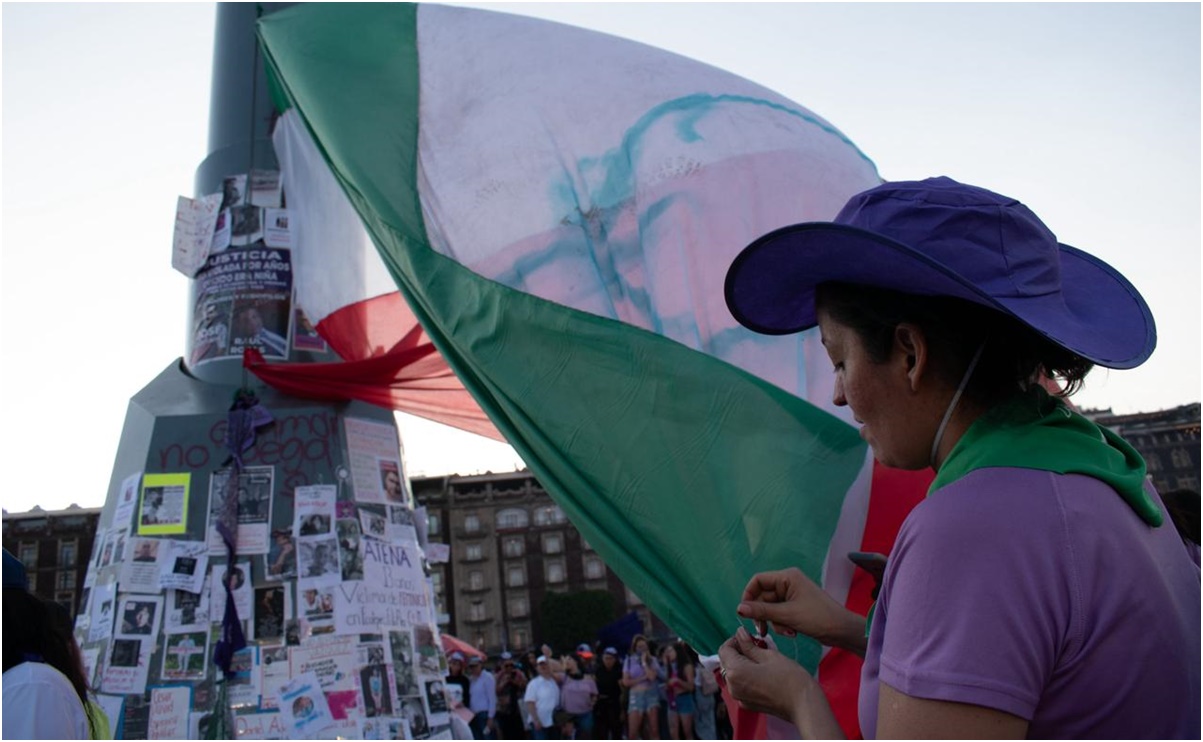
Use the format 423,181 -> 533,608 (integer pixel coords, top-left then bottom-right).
564,656 -> 578,673
818,307 -> 932,469
663,646 -> 676,662
634,639 -> 648,655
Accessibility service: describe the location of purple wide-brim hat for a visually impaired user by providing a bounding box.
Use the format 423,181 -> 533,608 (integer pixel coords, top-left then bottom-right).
725,177 -> 1156,369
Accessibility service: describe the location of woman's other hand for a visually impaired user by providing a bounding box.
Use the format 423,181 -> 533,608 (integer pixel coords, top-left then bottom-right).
737,567 -> 867,655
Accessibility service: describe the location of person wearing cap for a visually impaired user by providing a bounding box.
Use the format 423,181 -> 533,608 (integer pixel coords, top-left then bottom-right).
2,548 -> 98,739
718,177 -> 1200,738
466,654 -> 497,739
445,651 -> 472,712
593,647 -> 623,740
523,655 -> 561,739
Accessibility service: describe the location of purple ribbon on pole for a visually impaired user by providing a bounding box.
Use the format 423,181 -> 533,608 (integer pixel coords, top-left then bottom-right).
212,389 -> 273,676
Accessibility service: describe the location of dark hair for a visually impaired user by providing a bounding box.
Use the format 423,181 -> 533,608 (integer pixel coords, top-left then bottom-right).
815,283 -> 1093,405
1161,489 -> 1200,546
3,590 -> 97,737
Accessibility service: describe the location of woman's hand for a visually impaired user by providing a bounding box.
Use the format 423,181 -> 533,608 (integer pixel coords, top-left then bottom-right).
718,627 -> 844,739
737,567 -> 867,656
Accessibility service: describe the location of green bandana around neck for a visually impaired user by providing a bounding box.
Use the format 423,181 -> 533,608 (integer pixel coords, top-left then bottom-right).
929,386 -> 1163,527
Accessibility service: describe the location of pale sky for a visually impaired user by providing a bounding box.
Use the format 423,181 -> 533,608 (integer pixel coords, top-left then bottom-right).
2,3 -> 1199,514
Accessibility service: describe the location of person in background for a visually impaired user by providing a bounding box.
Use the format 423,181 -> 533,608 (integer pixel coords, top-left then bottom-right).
719,177 -> 1200,738
524,655 -> 561,739
575,642 -> 596,674
682,644 -> 717,740
494,651 -> 527,740
445,651 -> 472,711
558,653 -> 598,739
592,647 -> 623,740
467,654 -> 497,739
2,549 -> 96,739
622,634 -> 660,740
664,642 -> 696,740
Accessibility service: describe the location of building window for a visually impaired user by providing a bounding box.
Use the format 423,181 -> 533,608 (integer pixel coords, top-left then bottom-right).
56,570 -> 75,591
508,596 -> 529,618
431,570 -> 444,596
59,540 -> 77,568
542,533 -> 563,555
546,560 -> 566,584
1171,449 -> 1193,468
469,601 -> 486,621
465,544 -> 483,561
533,505 -> 566,526
506,565 -> 526,587
427,513 -> 441,536
464,514 -> 481,534
584,557 -> 605,580
503,537 -> 525,558
18,542 -> 37,568
468,570 -> 484,590
497,508 -> 529,529
27,572 -> 37,592
1177,475 -> 1199,491
1147,454 -> 1162,472
512,627 -> 529,650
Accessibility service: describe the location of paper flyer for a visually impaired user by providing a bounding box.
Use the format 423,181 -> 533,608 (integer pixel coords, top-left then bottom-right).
386,506 -> 417,544
120,537 -> 165,593
81,646 -> 101,687
265,529 -> 297,581
360,663 -> 393,717
398,695 -> 430,738
158,540 -> 209,593
172,193 -> 223,277
277,671 -> 335,739
294,485 -> 336,540
193,245 -> 293,361
264,208 -> 292,249
334,540 -> 430,634
115,472 -> 143,529
116,594 -> 164,640
88,580 -> 118,643
389,629 -> 422,698
233,711 -> 288,740
229,646 -> 262,709
207,466 -> 275,555
101,637 -> 152,695
336,517 -> 364,582
253,584 -> 290,643
344,418 -> 405,505
249,169 -> 282,208
290,635 -> 357,692
358,505 -> 388,542
291,308 -> 327,352
259,646 -> 291,710
424,543 -> 450,564
161,630 -> 208,680
165,577 -> 211,633
147,685 -> 192,740
138,473 -> 190,536
211,208 -> 232,253
211,559 -> 254,621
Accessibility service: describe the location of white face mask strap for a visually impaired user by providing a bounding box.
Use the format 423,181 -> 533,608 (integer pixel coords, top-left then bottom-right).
930,341 -> 987,468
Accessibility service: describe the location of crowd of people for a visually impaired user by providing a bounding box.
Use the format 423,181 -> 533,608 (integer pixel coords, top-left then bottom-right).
444,637 -> 731,740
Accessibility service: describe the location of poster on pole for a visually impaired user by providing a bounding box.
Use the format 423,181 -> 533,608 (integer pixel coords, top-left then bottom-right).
147,686 -> 192,740
206,466 -> 274,555
345,418 -> 407,505
190,245 -> 293,365
138,473 -> 190,536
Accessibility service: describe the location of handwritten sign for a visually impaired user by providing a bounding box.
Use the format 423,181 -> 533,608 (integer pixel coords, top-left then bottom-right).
148,686 -> 191,740
235,711 -> 288,740
333,540 -> 430,634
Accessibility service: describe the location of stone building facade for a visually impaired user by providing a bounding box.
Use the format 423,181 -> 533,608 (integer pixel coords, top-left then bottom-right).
412,471 -> 668,654
2,505 -> 102,615
1086,403 -> 1200,494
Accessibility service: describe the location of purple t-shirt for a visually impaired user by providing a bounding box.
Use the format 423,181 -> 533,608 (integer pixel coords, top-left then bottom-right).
859,468 -> 1200,739
560,675 -> 598,714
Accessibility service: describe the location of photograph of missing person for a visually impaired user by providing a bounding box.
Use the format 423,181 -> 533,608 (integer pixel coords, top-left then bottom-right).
361,664 -> 393,718
298,537 -> 340,580
110,638 -> 141,668
299,587 -> 334,619
163,631 -> 207,679
232,300 -> 288,357
399,696 -> 429,738
359,505 -> 388,541
378,459 -> 405,503
298,513 -> 331,537
337,518 -> 364,581
254,585 -> 286,642
266,529 -> 296,580
119,599 -> 159,636
425,679 -> 448,714
172,556 -> 198,576
414,625 -> 441,675
389,630 -> 420,698
132,539 -> 160,563
389,506 -> 414,527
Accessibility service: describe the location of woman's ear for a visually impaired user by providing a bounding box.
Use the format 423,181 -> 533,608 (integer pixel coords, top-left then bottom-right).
894,323 -> 929,392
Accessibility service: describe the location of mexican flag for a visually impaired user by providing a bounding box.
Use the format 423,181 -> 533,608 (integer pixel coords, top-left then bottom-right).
258,4 -> 924,735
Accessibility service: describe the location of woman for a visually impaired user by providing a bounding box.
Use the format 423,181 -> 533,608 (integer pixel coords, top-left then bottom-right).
3,550 -> 97,739
659,643 -> 696,740
622,634 -> 661,739
559,653 -> 599,739
719,177 -> 1200,738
